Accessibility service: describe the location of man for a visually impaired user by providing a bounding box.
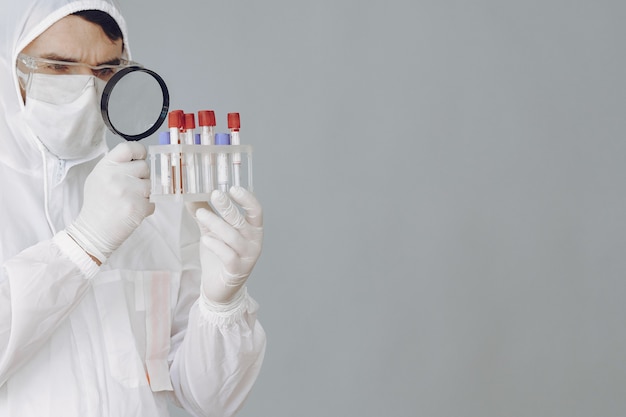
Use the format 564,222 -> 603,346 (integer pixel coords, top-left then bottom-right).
0,1 -> 266,416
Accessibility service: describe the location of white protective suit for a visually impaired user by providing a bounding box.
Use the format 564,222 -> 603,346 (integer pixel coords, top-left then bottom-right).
0,1 -> 266,416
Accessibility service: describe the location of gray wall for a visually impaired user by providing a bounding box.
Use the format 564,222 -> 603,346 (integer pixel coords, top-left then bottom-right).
115,1 -> 626,416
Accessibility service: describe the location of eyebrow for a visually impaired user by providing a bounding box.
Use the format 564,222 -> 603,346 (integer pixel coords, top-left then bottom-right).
39,53 -> 123,66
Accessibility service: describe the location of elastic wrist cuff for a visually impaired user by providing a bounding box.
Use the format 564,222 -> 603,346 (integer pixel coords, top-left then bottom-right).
199,286 -> 248,316
65,223 -> 107,265
53,231 -> 101,278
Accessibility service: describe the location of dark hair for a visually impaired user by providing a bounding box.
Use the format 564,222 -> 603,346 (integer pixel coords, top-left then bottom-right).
72,10 -> 123,43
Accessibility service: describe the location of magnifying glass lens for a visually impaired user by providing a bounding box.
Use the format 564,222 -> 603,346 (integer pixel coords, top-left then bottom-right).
101,67 -> 169,141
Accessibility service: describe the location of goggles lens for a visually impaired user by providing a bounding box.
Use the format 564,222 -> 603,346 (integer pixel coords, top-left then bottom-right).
17,53 -> 139,92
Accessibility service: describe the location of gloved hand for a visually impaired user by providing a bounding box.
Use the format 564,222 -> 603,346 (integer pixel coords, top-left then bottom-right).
188,187 -> 263,304
66,142 -> 155,264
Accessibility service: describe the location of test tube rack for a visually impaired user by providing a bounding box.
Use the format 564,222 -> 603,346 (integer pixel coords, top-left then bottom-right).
148,143 -> 253,202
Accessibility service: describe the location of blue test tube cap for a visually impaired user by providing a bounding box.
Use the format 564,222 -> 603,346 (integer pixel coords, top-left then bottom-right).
215,132 -> 231,145
195,133 -> 201,145
159,131 -> 170,145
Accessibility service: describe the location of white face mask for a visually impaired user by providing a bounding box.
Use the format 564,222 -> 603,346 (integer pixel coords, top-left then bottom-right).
21,73 -> 107,160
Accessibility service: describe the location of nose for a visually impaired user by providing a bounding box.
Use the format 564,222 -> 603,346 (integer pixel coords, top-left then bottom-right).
75,65 -> 94,76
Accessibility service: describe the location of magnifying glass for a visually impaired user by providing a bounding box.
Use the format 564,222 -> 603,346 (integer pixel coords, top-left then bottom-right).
101,66 -> 170,141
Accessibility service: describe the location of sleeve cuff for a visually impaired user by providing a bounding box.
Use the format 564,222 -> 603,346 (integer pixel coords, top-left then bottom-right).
53,231 -> 101,279
198,287 -> 253,326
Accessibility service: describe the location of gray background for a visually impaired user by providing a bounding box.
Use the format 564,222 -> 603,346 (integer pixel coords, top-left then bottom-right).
111,1 -> 626,416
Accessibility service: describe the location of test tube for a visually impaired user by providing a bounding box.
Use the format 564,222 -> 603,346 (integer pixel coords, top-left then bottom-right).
158,131 -> 172,194
227,112 -> 241,187
198,110 -> 216,193
183,113 -> 197,193
168,110 -> 184,194
215,132 -> 231,192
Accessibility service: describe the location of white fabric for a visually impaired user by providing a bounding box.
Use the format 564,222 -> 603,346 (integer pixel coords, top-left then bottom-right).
0,1 -> 266,417
22,74 -> 107,160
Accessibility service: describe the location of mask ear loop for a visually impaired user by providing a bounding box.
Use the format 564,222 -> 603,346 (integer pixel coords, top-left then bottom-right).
16,65 -> 33,106
15,56 -> 33,91
16,68 -> 28,90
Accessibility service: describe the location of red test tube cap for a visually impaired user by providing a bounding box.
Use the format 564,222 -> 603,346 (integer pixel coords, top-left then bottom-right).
227,112 -> 240,130
198,110 -> 216,127
168,110 -> 184,128
184,113 -> 196,129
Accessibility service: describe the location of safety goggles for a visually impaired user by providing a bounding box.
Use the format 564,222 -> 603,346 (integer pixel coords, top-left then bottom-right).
16,53 -> 139,89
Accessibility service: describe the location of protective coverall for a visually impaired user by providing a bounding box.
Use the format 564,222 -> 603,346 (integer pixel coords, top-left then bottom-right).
0,1 -> 266,416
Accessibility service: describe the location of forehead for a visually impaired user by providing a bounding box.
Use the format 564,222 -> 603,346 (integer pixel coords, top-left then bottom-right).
20,15 -> 123,65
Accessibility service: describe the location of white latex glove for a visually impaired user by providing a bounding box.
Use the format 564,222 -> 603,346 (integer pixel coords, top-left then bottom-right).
66,142 -> 155,264
188,186 -> 263,304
